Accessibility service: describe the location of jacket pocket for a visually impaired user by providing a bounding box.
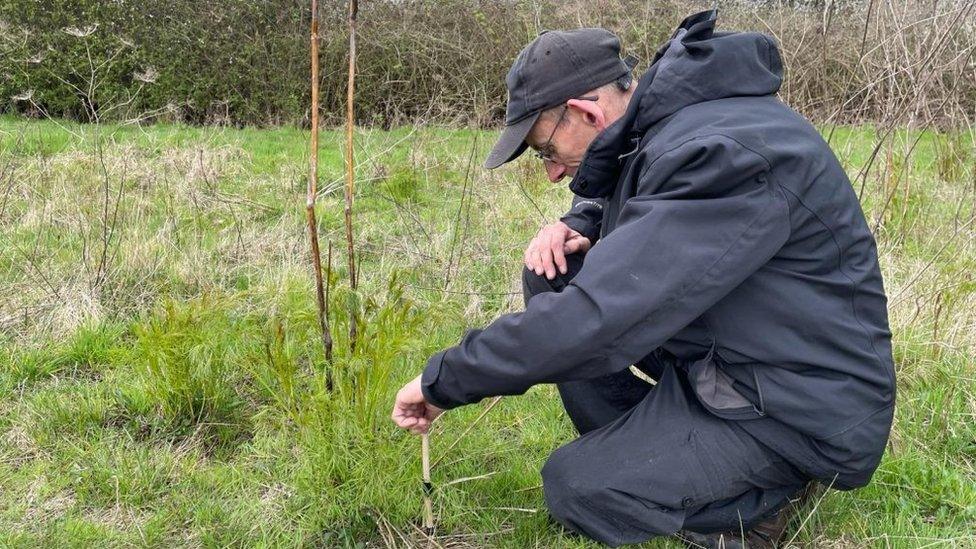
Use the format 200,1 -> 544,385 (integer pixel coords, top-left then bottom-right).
687,345 -> 763,420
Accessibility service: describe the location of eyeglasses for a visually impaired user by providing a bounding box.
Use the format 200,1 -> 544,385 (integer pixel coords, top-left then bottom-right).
532,95 -> 599,163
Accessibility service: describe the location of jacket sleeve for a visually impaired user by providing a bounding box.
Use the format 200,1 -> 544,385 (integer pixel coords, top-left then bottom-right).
422,135 -> 791,410
559,195 -> 605,242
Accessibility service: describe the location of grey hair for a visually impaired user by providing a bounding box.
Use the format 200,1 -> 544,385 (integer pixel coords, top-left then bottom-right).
539,77 -> 633,122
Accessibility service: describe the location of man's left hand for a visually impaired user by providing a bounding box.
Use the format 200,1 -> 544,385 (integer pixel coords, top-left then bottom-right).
392,374 -> 444,435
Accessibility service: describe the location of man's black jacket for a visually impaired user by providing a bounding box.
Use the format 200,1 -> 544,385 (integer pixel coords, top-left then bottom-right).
422,11 -> 895,489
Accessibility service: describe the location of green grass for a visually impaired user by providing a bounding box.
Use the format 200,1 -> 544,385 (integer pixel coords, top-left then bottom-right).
0,115 -> 974,547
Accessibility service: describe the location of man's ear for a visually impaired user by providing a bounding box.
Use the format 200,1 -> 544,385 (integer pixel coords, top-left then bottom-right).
566,98 -> 607,130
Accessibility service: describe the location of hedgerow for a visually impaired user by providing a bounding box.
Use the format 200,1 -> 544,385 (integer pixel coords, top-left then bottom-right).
1,0 -> 974,127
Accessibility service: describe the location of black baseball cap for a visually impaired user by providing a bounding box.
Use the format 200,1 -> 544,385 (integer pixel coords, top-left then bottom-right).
484,28 -> 637,169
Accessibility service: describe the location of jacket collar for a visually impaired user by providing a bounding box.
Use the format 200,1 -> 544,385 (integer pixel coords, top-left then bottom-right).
567,63 -> 655,198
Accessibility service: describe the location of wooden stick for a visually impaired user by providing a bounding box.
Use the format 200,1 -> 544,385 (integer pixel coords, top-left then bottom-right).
307,0 -> 334,379
343,0 -> 359,350
421,432 -> 434,534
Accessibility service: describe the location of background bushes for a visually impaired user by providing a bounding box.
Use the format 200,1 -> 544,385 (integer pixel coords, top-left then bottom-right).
1,0 -> 974,128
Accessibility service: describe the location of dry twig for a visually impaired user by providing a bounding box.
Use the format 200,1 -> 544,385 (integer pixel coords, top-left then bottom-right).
431,396 -> 503,469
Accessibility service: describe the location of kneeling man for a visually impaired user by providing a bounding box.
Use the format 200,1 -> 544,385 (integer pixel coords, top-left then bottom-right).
392,10 -> 895,548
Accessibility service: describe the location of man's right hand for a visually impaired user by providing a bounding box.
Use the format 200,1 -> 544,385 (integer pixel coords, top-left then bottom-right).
524,221 -> 592,280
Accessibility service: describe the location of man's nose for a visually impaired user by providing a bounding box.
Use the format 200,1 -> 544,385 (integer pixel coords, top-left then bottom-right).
545,160 -> 567,182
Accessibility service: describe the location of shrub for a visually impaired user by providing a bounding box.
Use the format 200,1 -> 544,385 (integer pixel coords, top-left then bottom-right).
1,0 -> 973,128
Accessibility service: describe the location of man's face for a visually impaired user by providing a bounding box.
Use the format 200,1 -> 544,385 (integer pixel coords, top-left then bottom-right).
525,99 -> 608,183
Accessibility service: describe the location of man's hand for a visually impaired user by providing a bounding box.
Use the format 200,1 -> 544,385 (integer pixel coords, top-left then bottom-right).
391,374 -> 444,435
524,221 -> 592,279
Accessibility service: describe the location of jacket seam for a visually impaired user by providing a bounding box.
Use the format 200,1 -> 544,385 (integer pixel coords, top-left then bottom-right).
777,184 -> 894,400
761,34 -> 773,73
821,402 -> 894,440
636,133 -> 773,184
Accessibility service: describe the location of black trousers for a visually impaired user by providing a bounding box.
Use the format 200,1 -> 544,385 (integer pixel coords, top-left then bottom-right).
522,255 -> 811,546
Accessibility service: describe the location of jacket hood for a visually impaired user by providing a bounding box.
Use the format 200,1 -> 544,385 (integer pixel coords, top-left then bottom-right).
569,10 -> 785,198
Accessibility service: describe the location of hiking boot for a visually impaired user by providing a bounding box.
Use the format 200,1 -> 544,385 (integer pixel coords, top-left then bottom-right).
676,482 -> 823,548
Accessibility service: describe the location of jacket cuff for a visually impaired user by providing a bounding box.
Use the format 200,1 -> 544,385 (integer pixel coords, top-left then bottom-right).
421,350 -> 462,410
560,214 -> 600,243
